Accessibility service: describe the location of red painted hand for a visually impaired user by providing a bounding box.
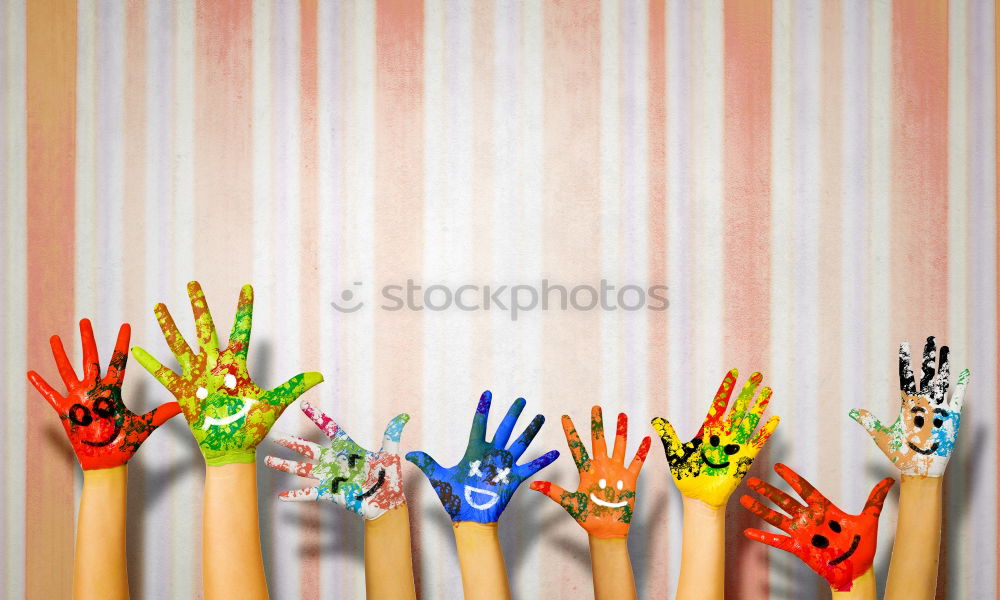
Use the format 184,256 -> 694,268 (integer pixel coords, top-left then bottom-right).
27,319 -> 181,470
741,463 -> 894,592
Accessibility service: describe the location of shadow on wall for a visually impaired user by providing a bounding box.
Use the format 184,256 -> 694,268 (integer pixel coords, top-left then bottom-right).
125,376 -> 203,600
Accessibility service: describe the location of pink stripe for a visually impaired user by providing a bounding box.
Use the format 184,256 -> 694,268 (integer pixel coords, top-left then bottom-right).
722,1 -> 772,598
543,1 -> 602,591
646,0 -> 670,592
194,0 -> 254,291
373,0 -> 425,587
891,1 -> 950,343
298,1 -> 320,596
26,0 -> 76,596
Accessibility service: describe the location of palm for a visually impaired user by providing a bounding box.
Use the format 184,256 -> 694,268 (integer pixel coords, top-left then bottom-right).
531,406 -> 651,538
652,369 -> 779,507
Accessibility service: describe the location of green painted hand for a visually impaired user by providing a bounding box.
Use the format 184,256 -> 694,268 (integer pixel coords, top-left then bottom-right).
131,281 -> 323,466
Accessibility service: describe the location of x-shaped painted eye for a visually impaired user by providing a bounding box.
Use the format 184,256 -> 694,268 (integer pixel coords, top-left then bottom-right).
468,460 -> 483,477
491,467 -> 510,484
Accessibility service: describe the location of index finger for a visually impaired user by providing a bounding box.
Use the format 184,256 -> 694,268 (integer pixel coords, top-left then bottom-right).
561,414 -> 591,472
773,463 -> 822,504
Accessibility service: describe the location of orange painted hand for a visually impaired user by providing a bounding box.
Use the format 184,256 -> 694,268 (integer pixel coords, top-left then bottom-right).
651,369 -> 779,508
531,406 -> 652,539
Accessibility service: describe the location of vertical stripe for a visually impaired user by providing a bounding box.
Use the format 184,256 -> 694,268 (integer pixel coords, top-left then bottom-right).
297,0 -> 321,597
891,1 -> 950,344
374,0 -> 424,591
946,1 -> 969,597
644,1 -> 671,595
3,1 -> 27,596
25,0 -> 76,596
722,2 -> 772,596
542,2 -> 602,589
195,0 -> 254,292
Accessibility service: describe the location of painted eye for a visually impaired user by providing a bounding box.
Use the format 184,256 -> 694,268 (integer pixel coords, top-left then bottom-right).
616,480 -> 624,490
811,534 -> 829,549
933,418 -> 943,428
224,374 -> 237,390
196,387 -> 209,400
828,520 -> 842,533
69,404 -> 93,426
913,415 -> 925,428
347,454 -> 363,468
709,435 -> 720,446
723,444 -> 740,455
598,479 -> 607,489
92,398 -> 114,418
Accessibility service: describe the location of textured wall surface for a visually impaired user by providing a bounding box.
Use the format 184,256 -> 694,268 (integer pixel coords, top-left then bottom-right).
0,0 -> 996,598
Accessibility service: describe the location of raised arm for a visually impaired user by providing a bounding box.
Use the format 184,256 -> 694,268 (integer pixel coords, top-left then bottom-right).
742,463 -> 894,597
651,369 -> 779,600
266,403 -> 416,599
131,282 -> 322,599
406,391 -> 558,600
849,337 -> 969,600
530,406 -> 651,600
27,319 -> 180,600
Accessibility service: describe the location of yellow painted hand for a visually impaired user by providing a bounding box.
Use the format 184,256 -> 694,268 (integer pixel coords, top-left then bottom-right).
651,369 -> 779,507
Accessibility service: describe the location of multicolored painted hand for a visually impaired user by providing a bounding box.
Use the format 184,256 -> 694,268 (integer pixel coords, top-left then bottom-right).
530,406 -> 651,538
406,391 -> 559,524
27,319 -> 181,470
741,463 -> 894,592
266,402 -> 410,520
131,282 -> 323,466
850,337 -> 969,478
650,369 -> 779,507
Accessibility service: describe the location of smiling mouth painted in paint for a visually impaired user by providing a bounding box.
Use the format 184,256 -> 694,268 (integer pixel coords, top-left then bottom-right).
465,486 -> 500,510
81,420 -> 122,447
701,450 -> 730,469
589,493 -> 629,508
355,470 -> 386,501
828,535 -> 861,566
907,441 -> 939,455
201,394 -> 258,429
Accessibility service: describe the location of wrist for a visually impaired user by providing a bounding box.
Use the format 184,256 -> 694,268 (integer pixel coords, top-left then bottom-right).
831,567 -> 875,597
204,448 -> 257,466
682,495 -> 727,519
82,463 -> 128,486
900,473 -> 943,489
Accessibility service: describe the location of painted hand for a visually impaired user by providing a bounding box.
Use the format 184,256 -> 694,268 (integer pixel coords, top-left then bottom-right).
741,463 -> 894,592
27,319 -> 181,470
131,282 -> 323,466
850,337 -> 969,478
530,406 -> 651,538
266,402 -> 409,520
651,369 -> 779,507
406,391 -> 559,524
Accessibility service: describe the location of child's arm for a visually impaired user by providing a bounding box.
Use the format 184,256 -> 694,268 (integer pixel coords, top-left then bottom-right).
203,463 -> 269,599
75,465 -> 129,600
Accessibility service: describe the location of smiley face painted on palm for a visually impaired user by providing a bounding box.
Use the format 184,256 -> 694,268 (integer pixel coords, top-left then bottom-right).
407,391 -> 559,524
132,282 -> 323,466
652,369 -> 780,507
27,320 -> 181,470
742,464 -> 894,591
267,404 -> 409,519
850,337 -> 969,477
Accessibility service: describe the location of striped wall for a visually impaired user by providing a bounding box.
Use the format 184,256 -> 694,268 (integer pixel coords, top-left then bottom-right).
0,0 -> 996,598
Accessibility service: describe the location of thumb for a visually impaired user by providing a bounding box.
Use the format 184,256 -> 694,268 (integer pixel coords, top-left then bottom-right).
146,401 -> 183,427
863,477 -> 896,518
380,413 -> 411,455
405,451 -> 443,479
529,480 -> 568,505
